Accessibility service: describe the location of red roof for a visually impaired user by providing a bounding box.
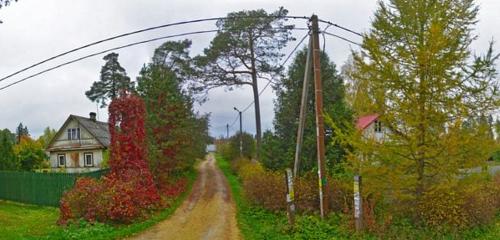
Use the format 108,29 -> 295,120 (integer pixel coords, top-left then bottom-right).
356,114 -> 379,130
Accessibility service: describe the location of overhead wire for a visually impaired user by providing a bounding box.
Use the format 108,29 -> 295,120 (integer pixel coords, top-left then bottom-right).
322,31 -> 362,46
317,18 -> 363,37
0,15 -> 310,83
0,30 -> 218,91
0,26 -> 312,91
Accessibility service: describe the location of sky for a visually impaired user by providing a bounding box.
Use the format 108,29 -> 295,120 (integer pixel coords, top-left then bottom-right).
0,0 -> 499,138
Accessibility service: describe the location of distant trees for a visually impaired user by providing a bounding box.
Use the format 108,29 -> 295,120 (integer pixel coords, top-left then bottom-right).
86,53 -> 134,107
15,122 -> 28,143
0,127 -> 48,171
13,136 -> 48,171
193,7 -> 294,158
0,129 -> 16,170
37,127 -> 56,148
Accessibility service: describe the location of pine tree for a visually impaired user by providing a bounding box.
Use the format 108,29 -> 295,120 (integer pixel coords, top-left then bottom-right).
193,7 -> 294,159
86,52 -> 134,107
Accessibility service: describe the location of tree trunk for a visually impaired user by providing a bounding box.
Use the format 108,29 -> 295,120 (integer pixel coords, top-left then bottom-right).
249,37 -> 261,160
252,76 -> 261,160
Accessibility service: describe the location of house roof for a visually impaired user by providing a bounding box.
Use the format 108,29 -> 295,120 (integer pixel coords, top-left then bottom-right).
71,115 -> 110,147
46,114 -> 110,150
356,114 -> 379,130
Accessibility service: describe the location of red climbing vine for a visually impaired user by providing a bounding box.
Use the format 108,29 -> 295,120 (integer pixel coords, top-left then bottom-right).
59,93 -> 160,224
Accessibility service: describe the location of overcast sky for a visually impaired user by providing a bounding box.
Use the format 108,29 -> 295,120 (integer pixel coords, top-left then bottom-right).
0,0 -> 498,138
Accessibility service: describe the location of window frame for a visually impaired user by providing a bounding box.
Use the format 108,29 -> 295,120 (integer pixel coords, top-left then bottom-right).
374,120 -> 382,133
58,154 -> 66,167
84,152 -> 93,167
67,128 -> 81,140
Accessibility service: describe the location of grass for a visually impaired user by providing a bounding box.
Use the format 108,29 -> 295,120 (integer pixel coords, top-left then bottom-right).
0,200 -> 60,240
215,153 -> 500,240
0,167 -> 198,240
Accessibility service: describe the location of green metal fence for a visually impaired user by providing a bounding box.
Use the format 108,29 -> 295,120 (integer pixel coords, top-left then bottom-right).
0,169 -> 109,207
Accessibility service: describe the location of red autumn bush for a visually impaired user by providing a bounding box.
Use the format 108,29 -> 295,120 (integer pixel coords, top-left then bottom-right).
59,94 -> 161,225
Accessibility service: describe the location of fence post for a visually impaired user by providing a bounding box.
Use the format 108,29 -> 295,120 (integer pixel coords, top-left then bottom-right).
354,175 -> 363,232
285,168 -> 295,227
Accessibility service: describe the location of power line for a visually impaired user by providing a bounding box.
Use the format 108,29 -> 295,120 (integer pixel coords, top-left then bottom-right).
0,26 -> 312,91
0,30 -> 218,91
322,31 -> 362,46
0,15 -> 309,84
317,18 -> 363,37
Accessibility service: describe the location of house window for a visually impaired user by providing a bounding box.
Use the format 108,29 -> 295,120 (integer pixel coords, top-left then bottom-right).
58,154 -> 66,167
84,153 -> 93,167
67,128 -> 80,140
374,121 -> 382,133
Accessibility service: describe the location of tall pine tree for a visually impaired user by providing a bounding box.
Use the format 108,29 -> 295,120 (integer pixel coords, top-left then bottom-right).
86,52 -> 134,107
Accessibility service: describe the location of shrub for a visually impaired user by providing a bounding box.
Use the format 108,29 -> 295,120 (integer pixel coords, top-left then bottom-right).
237,161 -> 354,215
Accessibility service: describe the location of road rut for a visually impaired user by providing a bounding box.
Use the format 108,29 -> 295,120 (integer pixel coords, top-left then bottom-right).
128,154 -> 241,240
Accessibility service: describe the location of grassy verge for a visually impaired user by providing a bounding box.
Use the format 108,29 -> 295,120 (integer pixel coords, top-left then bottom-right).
215,154 -> 500,240
0,200 -> 59,240
18,167 -> 198,240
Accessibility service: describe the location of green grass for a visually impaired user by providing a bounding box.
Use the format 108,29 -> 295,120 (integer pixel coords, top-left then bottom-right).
0,168 -> 197,240
215,154 -> 500,240
0,200 -> 60,240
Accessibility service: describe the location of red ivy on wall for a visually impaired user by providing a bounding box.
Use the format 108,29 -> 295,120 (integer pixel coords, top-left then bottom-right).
59,93 -> 161,224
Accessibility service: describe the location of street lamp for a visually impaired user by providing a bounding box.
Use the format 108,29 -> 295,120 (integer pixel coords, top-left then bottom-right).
233,107 -> 243,158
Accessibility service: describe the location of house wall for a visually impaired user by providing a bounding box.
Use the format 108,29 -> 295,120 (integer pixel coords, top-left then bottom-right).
362,121 -> 388,142
50,149 -> 104,173
51,119 -> 101,148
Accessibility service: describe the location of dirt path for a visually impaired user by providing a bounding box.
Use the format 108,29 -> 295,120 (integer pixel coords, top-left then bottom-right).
128,154 -> 241,240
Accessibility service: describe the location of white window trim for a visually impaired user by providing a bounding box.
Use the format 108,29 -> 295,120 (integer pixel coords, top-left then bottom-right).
84,152 -> 93,167
67,128 -> 81,140
58,154 -> 66,167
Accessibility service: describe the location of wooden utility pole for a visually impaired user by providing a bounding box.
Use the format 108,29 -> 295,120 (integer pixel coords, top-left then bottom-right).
354,175 -> 363,231
311,14 -> 329,219
226,124 -> 229,139
293,36 -> 313,177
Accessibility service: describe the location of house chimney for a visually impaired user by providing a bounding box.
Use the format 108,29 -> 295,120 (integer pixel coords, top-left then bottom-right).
89,112 -> 97,121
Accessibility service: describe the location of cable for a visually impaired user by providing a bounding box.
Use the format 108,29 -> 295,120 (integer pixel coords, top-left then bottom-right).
317,19 -> 363,37
0,15 -> 309,83
0,30 -> 219,91
0,26 -> 311,91
238,30 -> 310,113
322,31 -> 362,46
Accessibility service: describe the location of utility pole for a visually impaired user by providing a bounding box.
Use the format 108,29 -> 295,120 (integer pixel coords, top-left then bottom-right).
226,123 -> 229,139
234,107 -> 243,158
311,14 -> 329,219
293,36 -> 313,177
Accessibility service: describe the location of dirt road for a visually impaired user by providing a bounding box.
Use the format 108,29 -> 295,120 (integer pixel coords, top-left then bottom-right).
128,154 -> 241,240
